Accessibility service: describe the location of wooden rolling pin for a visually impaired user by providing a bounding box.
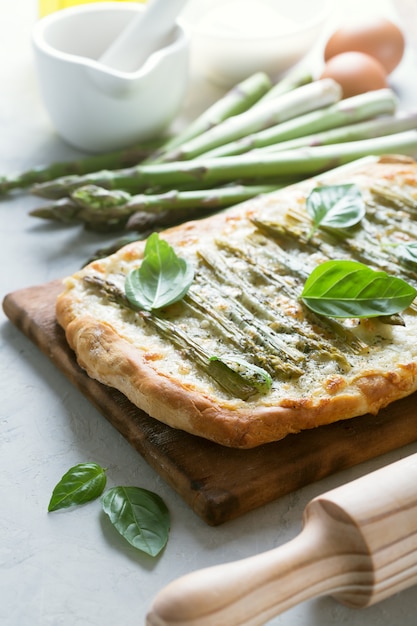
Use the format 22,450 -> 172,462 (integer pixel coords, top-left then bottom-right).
146,452 -> 417,625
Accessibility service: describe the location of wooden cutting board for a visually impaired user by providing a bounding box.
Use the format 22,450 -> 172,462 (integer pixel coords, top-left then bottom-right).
3,279 -> 417,525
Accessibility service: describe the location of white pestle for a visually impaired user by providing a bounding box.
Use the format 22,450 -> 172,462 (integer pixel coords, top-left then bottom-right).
98,0 -> 190,73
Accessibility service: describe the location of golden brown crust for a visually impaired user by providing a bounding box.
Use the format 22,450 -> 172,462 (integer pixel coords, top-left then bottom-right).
56,156 -> 417,448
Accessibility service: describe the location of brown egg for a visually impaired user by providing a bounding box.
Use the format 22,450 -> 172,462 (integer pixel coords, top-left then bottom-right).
320,51 -> 388,98
324,17 -> 405,74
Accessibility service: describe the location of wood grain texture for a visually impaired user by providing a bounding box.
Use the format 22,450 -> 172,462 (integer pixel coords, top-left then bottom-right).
3,279 -> 417,525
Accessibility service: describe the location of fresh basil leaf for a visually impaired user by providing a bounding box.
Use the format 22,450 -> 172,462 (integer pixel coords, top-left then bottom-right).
306,184 -> 365,238
301,259 -> 417,318
125,232 -> 194,311
48,462 -> 107,512
209,355 -> 272,395
101,486 -> 170,557
392,241 -> 417,270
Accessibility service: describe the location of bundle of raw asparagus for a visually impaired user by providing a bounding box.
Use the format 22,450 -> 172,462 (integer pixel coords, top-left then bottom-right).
4,70 -> 417,238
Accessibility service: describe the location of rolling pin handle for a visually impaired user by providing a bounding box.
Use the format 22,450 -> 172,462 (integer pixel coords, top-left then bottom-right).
146,503 -> 364,626
147,453 -> 417,625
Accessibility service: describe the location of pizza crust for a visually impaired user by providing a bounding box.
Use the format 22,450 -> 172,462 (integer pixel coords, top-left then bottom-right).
56,156 -> 417,448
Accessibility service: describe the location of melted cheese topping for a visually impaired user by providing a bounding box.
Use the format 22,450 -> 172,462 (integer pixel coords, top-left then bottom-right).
63,162 -> 417,409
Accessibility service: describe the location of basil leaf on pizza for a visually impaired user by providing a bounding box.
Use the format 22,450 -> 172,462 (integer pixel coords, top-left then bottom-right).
301,260 -> 417,318
125,232 -> 194,311
392,241 -> 417,270
306,184 -> 365,238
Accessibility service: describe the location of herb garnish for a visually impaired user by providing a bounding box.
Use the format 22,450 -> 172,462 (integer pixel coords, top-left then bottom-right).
391,241 -> 417,270
48,462 -> 107,512
301,259 -> 417,318
101,487 -> 170,557
48,463 -> 170,558
306,184 -> 365,239
125,232 -> 194,311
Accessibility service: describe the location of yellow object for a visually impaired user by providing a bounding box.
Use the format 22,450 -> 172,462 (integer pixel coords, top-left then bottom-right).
39,0 -> 146,18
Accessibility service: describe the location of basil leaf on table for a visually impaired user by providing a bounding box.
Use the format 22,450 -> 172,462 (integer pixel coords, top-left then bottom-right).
125,232 -> 194,311
301,259 -> 417,318
101,486 -> 170,557
306,184 -> 365,238
48,462 -> 107,512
